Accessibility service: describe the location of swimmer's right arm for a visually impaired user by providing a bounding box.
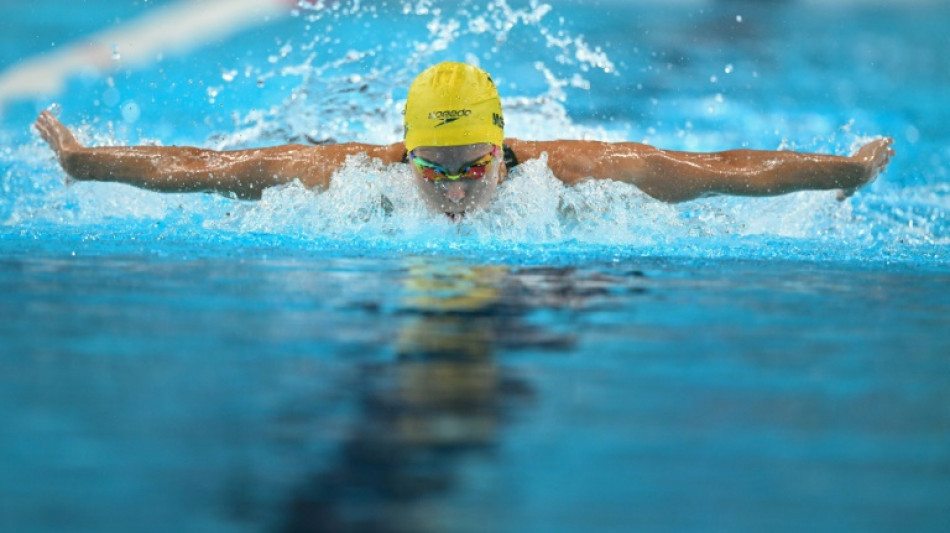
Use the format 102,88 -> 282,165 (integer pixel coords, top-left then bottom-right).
34,111 -> 404,199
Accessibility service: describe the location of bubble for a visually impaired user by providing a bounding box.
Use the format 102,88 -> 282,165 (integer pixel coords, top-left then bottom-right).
736,15 -> 743,23
724,64 -> 733,74
121,101 -> 141,123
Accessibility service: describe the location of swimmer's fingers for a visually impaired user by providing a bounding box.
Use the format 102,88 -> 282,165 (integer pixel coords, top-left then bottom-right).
33,111 -> 55,147
33,110 -> 59,146
839,137 -> 895,201
836,187 -> 857,202
855,137 -> 895,177
34,110 -> 82,159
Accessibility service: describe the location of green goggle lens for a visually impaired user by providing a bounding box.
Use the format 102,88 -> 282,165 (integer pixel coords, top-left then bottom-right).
410,147 -> 498,182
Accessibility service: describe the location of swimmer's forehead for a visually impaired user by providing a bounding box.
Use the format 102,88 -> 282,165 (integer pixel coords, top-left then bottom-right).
412,143 -> 495,166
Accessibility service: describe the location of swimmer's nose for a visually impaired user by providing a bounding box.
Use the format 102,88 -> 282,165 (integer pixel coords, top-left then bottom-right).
443,183 -> 466,204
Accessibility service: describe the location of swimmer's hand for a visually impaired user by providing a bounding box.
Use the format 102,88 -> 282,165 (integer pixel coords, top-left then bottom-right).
34,110 -> 86,180
837,137 -> 895,201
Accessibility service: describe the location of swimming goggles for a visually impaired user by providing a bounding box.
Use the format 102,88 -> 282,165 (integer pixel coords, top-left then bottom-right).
409,146 -> 499,182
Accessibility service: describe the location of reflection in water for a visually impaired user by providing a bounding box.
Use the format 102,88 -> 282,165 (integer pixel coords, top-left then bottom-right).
278,258 -> 643,533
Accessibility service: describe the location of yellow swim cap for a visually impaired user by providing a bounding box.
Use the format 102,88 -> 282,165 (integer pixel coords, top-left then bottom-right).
404,62 -> 504,151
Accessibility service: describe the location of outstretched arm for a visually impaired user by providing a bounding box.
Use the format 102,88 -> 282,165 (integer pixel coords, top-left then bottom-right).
505,137 -> 894,203
34,111 -> 404,199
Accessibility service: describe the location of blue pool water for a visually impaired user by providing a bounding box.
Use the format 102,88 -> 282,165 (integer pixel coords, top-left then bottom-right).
1,1 -> 949,532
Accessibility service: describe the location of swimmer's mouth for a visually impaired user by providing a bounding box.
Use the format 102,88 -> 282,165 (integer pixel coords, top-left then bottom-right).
445,211 -> 465,221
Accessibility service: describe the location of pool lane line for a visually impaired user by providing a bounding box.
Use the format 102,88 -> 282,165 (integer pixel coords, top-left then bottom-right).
0,0 -> 304,107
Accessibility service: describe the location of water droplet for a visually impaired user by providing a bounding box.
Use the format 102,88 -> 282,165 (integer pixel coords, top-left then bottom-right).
736,15 -> 743,23
121,101 -> 140,123
724,64 -> 733,74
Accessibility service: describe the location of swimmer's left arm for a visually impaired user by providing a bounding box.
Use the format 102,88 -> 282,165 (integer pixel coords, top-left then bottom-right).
506,137 -> 895,203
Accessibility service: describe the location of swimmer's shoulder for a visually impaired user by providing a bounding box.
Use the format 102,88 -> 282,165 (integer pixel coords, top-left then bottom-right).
335,142 -> 404,164
504,138 -> 624,160
504,138 -> 557,165
295,142 -> 405,164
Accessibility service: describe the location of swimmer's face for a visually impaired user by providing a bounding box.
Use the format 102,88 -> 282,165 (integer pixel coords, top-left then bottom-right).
409,143 -> 505,217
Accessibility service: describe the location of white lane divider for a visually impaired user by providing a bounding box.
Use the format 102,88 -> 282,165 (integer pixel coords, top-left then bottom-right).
0,0 -> 296,106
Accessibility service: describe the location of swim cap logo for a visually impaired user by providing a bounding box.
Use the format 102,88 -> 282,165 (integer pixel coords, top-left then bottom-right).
429,109 -> 472,127
492,113 -> 504,129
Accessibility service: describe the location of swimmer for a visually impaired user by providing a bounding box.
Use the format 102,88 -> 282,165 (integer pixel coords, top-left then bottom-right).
34,62 -> 894,216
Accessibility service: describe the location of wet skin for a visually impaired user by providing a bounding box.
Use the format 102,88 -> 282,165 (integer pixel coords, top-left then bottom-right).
409,143 -> 507,217
34,110 -> 895,205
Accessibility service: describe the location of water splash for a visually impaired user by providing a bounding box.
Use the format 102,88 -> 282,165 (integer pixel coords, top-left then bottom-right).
208,0 -> 618,149
2,0 -> 949,266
